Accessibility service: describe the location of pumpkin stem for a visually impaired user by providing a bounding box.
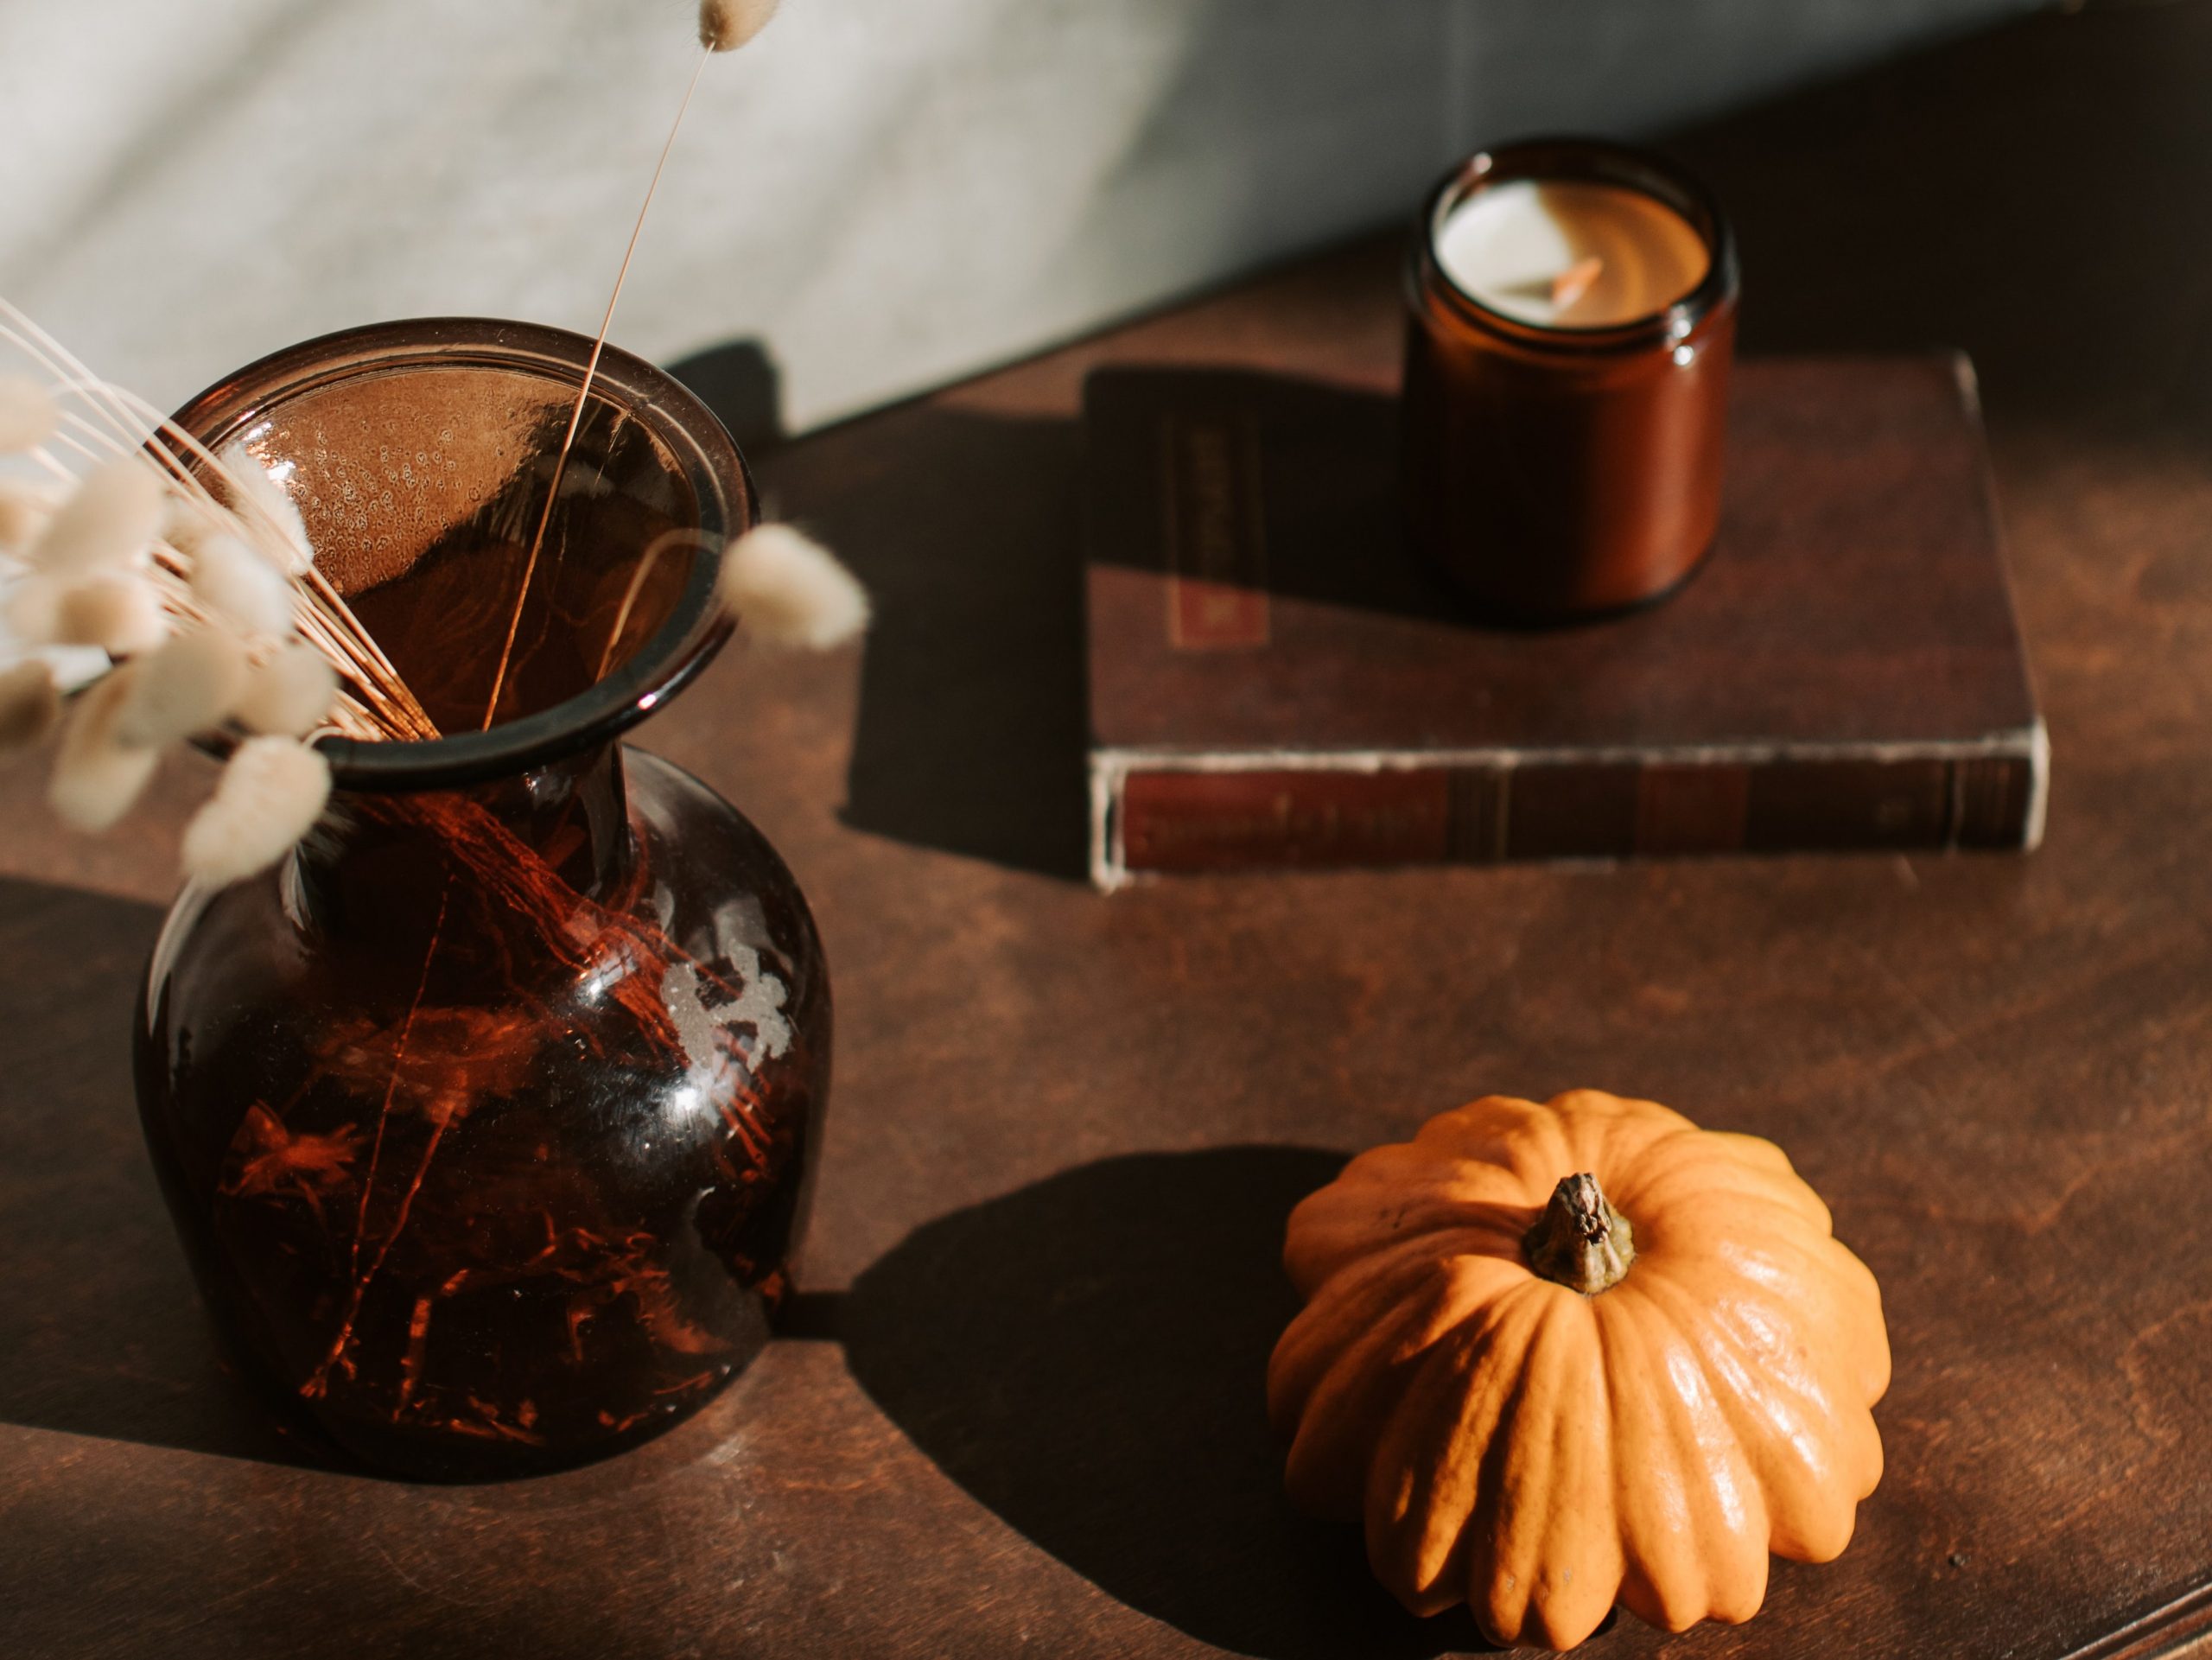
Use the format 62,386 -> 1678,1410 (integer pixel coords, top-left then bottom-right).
1523,1173 -> 1636,1294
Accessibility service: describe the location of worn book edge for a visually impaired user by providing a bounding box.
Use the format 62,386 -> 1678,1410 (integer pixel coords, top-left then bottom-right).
1088,718 -> 2049,890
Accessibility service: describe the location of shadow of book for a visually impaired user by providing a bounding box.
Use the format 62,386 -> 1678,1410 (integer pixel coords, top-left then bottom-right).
1084,365 -> 1472,628
760,380 -> 1458,886
837,1147 -> 1506,1659
0,877 -> 330,1470
666,337 -> 789,459
748,404 -> 1097,880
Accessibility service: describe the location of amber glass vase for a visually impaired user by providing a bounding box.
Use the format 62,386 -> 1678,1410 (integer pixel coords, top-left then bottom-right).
134,321 -> 830,1481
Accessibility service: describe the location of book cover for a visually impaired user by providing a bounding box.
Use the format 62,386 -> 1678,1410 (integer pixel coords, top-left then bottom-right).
1084,356 -> 2045,887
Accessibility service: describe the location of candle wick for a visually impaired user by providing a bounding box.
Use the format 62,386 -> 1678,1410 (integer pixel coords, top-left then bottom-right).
1550,255 -> 1605,312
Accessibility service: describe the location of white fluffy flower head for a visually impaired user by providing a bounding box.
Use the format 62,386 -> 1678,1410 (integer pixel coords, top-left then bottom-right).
715,524 -> 868,652
700,0 -> 779,51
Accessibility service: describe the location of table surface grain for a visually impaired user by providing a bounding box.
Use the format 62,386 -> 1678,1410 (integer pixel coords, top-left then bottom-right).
8,4 -> 2212,1657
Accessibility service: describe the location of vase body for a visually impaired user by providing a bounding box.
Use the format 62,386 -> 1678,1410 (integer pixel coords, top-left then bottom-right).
132,319 -> 826,1479
137,746 -> 828,1479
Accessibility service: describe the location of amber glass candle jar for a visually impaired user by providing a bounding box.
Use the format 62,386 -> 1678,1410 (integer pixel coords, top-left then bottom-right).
1402,137 -> 1739,621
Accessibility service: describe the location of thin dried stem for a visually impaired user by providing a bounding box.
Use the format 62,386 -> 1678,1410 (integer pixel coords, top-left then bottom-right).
478,43 -> 715,732
118,388 -> 440,741
0,302 -> 151,455
594,528 -> 714,681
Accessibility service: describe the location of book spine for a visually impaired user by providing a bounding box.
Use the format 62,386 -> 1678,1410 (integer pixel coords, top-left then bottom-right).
1091,731 -> 2047,886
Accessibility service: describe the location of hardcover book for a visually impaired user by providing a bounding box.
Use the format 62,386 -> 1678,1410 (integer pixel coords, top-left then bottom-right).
1084,356 -> 2045,888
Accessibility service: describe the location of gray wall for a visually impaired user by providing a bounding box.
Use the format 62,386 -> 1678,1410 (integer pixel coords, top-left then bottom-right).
0,0 -> 2044,433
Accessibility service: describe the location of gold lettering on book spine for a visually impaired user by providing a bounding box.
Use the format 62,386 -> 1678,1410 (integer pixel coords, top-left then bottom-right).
1160,414 -> 1269,650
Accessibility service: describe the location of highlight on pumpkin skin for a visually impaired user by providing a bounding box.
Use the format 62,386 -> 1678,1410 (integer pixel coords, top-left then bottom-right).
1267,1088 -> 1891,1651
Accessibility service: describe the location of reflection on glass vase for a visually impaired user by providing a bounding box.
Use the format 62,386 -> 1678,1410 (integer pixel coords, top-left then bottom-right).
133,320 -> 830,1480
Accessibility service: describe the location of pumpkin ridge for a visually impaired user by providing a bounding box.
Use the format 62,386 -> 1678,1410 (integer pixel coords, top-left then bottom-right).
1556,1092 -> 1701,1178
1600,1129 -> 1827,1230
1284,1154 -> 1549,1289
1337,1138 -> 1541,1203
1280,1288 -> 1459,1513
1467,1283 -> 1618,1648
1652,1250 -> 1878,1447
1630,1191 -> 1846,1264
1274,1240 -> 1501,1389
1594,1285 -> 1770,1630
1288,1219 -> 1526,1313
1278,1250 -> 1530,1514
1368,1276 -> 1554,1610
1624,1265 -> 1871,1562
1660,1228 -> 1872,1331
1700,1128 -> 1803,1179
1292,1186 -> 1548,1266
1420,1097 -> 1584,1193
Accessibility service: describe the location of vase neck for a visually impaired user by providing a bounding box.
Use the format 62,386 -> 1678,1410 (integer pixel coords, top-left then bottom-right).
289,742 -> 634,944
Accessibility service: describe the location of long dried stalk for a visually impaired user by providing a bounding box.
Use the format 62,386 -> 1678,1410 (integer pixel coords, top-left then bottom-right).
477,40 -> 717,731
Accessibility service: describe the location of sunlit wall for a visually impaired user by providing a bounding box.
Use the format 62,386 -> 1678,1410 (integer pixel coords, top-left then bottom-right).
0,0 -> 2045,433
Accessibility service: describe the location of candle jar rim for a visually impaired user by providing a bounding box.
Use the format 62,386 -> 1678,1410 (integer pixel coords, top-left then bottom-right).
168,316 -> 753,794
1412,135 -> 1740,353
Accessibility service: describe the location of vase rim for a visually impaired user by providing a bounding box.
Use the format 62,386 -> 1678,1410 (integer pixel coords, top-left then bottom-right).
169,315 -> 753,792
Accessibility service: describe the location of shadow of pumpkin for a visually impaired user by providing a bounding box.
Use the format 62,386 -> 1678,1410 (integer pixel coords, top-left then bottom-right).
835,1147 -> 1508,1659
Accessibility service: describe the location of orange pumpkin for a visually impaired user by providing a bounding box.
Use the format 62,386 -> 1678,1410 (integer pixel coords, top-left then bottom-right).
1268,1090 -> 1889,1650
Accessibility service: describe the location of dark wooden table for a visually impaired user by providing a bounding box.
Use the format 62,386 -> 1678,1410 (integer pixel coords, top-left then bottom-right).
8,4 -> 2212,1655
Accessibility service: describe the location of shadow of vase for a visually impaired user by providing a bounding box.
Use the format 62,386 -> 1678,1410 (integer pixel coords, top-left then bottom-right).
837,1146 -> 1497,1659
0,877 -> 327,1468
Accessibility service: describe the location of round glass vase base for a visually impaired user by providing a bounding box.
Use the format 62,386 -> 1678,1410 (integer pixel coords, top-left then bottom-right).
137,749 -> 830,1484
190,1269 -> 771,1485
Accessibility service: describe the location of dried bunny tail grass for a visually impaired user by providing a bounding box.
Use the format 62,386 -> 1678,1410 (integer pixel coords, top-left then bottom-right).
217,442 -> 312,573
0,660 -> 60,749
114,628 -> 250,747
162,441 -> 427,734
160,493 -> 219,557
50,668 -> 161,831
0,298 -> 439,741
716,524 -> 869,650
0,479 -> 55,550
3,576 -> 60,644
234,639 -> 339,737
54,575 -> 169,656
191,532 -> 296,638
31,455 -> 164,576
0,375 -> 58,452
700,0 -> 779,50
181,735 -> 331,887
0,297 -> 151,459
